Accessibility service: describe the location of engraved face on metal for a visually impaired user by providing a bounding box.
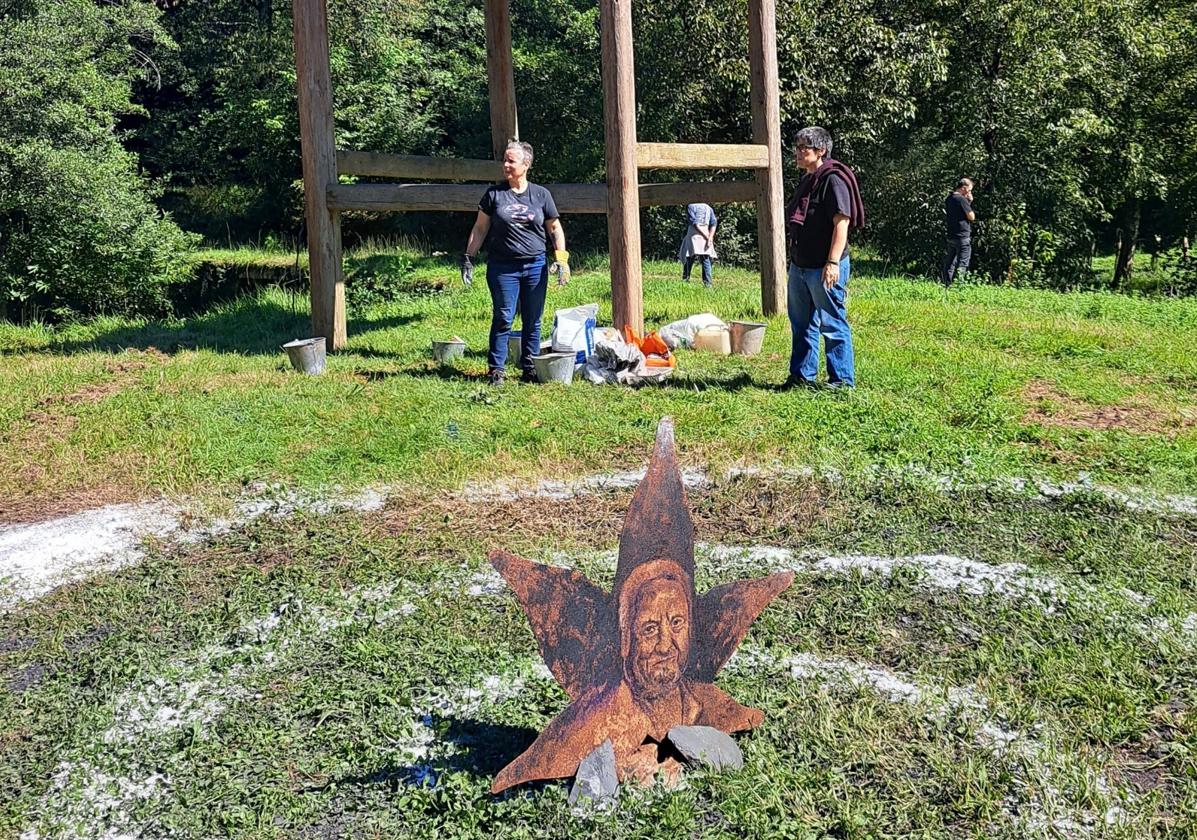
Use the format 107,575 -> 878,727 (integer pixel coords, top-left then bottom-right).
488,418 -> 795,794
627,574 -> 691,700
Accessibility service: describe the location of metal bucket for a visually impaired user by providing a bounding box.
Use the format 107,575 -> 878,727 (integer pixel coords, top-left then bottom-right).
729,321 -> 767,356
507,335 -> 521,365
532,351 -> 576,384
282,337 -> 326,375
431,339 -> 466,364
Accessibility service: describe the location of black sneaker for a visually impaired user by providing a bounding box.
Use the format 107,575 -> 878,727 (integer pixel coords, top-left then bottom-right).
520,369 -> 538,384
488,368 -> 505,386
779,375 -> 817,391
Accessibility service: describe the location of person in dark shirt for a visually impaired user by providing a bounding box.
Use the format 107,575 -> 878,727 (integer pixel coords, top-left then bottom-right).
941,178 -> 976,286
462,141 -> 570,385
783,126 -> 865,389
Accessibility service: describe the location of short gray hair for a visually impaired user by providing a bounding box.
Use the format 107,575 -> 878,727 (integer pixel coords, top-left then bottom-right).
505,140 -> 534,168
794,126 -> 833,156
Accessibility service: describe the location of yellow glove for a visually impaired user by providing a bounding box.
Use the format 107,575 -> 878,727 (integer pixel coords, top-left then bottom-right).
550,249 -> 571,286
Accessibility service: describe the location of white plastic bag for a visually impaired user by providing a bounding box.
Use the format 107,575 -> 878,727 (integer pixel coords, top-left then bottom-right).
660,313 -> 727,349
551,303 -> 598,363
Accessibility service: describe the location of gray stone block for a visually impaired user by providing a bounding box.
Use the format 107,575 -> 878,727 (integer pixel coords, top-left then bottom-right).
568,739 -> 618,806
666,725 -> 743,771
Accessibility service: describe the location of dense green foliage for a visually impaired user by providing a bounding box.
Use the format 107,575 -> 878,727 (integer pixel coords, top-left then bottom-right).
0,0 -> 195,321
2,0 -> 1196,321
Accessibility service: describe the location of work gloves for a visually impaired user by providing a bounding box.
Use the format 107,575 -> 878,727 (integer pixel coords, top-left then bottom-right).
550,249 -> 571,287
460,254 -> 474,287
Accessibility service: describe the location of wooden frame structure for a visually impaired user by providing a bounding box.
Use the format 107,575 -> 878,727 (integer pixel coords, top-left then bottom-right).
293,0 -> 785,350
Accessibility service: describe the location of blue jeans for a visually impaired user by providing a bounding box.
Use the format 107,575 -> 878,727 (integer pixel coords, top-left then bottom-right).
941,236 -> 971,286
787,257 -> 855,385
683,255 -> 713,287
487,256 -> 548,374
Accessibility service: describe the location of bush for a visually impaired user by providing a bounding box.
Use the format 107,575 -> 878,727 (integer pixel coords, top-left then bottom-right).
0,0 -> 196,323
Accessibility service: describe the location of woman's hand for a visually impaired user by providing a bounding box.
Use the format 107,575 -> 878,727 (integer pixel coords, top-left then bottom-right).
550,249 -> 571,286
460,254 -> 474,287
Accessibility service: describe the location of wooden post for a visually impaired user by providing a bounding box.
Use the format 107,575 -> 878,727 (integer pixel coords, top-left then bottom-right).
485,0 -> 519,160
600,0 -> 643,335
748,0 -> 786,316
293,0 -> 345,349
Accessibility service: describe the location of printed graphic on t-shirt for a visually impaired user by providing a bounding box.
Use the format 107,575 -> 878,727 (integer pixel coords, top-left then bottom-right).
504,203 -> 536,224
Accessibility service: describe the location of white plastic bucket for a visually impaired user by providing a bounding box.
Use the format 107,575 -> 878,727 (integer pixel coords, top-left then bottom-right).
693,326 -> 731,355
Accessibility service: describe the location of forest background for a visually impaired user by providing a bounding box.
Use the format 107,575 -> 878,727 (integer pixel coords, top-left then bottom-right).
1,0 -> 1196,322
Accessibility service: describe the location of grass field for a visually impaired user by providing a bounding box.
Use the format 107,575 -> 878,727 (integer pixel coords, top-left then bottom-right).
2,256 -> 1195,838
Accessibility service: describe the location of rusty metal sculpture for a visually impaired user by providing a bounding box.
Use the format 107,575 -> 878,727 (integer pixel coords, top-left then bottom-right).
490,418 -> 794,793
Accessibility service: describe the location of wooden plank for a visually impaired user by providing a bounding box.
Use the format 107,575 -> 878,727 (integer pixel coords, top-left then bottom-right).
638,180 -> 757,206
636,142 -> 770,170
748,0 -> 786,316
292,0 -> 345,349
336,151 -> 500,182
327,183 -> 607,214
327,181 -> 760,214
600,0 -> 643,335
485,0 -> 519,159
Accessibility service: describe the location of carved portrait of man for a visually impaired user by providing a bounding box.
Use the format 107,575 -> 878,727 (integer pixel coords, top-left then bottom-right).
489,419 -> 793,793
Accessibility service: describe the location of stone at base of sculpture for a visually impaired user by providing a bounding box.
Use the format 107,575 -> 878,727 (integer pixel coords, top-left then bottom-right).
568,739 -> 618,807
490,417 -> 794,796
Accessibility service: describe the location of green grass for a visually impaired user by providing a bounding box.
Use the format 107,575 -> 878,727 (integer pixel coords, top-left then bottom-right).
1,255 -> 1194,516
2,473 -> 1194,838
2,255 -> 1196,836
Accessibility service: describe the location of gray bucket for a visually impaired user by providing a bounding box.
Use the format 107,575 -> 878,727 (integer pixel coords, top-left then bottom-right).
283,337 -> 326,375
431,339 -> 466,364
507,334 -> 521,365
729,321 -> 767,356
532,351 -> 576,384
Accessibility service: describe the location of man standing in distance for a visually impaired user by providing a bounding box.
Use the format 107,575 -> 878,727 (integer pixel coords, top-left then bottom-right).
784,126 -> 865,389
942,177 -> 976,286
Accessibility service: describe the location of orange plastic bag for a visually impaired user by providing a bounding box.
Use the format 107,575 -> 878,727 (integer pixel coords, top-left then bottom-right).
623,326 -> 676,368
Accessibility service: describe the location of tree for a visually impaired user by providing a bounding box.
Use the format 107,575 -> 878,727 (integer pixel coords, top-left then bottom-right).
0,0 -> 194,321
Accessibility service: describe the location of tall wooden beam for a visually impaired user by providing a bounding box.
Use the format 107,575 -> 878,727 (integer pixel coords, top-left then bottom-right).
748,0 -> 786,316
485,0 -> 519,159
600,0 -> 643,335
293,0 -> 345,349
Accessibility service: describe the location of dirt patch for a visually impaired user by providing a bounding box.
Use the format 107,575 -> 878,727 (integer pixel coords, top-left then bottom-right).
1021,379 -> 1196,436
379,473 -> 837,555
0,483 -> 137,527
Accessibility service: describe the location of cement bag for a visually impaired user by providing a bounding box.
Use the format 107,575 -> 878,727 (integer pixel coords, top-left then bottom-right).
551,303 -> 598,363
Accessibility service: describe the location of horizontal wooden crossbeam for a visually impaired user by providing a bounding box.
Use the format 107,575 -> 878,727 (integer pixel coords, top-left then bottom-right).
327,180 -> 759,214
636,143 -> 770,169
336,151 -> 500,182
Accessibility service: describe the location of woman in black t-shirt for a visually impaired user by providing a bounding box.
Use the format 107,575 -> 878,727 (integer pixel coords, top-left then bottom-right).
461,141 -> 570,385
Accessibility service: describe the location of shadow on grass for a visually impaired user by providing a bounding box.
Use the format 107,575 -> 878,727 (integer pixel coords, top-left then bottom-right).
53,296 -> 425,357
317,718 -> 541,792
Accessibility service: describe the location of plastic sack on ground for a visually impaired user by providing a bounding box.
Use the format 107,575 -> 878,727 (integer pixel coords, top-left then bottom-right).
551,303 -> 598,363
659,313 -> 727,349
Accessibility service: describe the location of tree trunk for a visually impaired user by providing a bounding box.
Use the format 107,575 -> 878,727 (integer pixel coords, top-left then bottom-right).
1112,198 -> 1140,289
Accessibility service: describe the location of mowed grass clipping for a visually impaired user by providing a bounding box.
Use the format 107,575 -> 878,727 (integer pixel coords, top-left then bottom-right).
1,255 -> 1195,521
2,473 -> 1194,838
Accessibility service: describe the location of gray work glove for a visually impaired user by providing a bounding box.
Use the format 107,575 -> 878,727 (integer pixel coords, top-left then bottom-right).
460,254 -> 474,287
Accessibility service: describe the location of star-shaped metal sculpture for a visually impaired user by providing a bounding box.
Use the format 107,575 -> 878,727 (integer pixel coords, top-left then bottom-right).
489,417 -> 794,793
